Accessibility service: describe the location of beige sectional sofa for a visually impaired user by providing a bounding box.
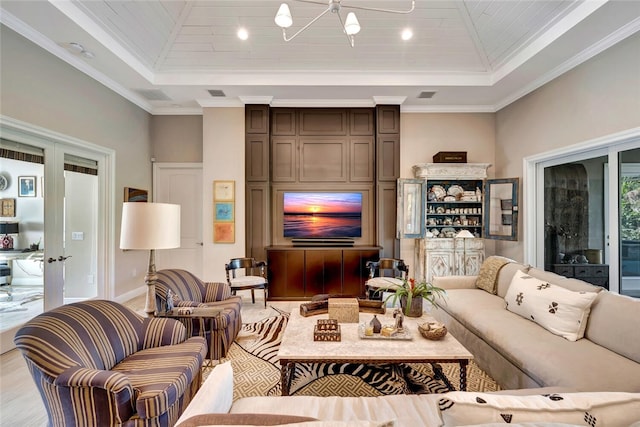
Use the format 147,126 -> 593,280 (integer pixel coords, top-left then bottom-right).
175,362 -> 640,426
431,258 -> 640,392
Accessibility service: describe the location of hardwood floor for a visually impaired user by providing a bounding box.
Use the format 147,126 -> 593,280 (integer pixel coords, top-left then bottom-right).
0,291 -> 291,426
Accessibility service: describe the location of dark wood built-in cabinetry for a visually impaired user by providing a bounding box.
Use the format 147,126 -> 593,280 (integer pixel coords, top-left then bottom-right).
245,105 -> 400,299
266,246 -> 380,300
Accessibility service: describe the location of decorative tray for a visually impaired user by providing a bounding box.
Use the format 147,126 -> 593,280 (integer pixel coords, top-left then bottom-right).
358,324 -> 412,341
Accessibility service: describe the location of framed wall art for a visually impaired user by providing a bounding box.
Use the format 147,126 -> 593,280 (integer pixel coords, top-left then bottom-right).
124,187 -> 148,202
1,198 -> 16,217
18,176 -> 37,197
213,180 -> 235,243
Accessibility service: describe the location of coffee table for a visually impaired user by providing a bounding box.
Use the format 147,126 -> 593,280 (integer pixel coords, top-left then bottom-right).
277,309 -> 473,396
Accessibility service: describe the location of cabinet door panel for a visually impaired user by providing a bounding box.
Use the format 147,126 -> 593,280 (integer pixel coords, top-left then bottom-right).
267,250 -> 305,298
246,134 -> 269,181
300,138 -> 347,182
427,250 -> 455,283
272,137 -> 297,182
343,249 -> 379,297
271,109 -> 296,135
299,109 -> 347,135
246,105 -> 269,134
305,250 -> 343,296
350,137 -> 374,182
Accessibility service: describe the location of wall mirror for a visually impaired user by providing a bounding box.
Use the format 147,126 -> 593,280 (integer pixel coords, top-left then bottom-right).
397,178 -> 426,239
484,178 -> 519,241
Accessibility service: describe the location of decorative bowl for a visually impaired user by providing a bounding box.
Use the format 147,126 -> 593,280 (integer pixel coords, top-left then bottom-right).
418,322 -> 447,340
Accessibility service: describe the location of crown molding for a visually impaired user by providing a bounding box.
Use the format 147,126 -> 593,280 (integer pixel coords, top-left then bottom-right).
270,99 -> 376,108
150,107 -> 203,115
238,96 -> 274,105
401,105 -> 496,113
197,98 -> 245,108
495,15 -> 640,111
372,96 -> 407,105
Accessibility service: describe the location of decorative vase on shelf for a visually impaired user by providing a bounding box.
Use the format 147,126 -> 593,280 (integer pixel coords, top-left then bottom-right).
400,296 -> 423,317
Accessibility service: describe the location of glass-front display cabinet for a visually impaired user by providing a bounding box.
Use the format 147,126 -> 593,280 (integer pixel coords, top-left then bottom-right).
398,163 -> 518,282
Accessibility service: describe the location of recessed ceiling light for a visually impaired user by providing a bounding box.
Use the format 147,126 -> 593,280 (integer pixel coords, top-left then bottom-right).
401,28 -> 413,41
237,28 -> 249,40
67,42 -> 95,59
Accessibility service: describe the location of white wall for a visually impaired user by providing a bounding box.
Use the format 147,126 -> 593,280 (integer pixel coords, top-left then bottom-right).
202,108 -> 245,282
495,32 -> 640,262
0,25 -> 153,299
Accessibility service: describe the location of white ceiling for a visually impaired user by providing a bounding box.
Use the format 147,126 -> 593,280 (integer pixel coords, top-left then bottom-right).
1,0 -> 639,115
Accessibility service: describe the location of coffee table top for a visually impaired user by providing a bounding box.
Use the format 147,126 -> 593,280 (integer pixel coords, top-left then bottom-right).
277,309 -> 473,363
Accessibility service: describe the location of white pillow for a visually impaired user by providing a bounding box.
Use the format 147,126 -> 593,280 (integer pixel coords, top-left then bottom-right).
175,362 -> 234,425
438,391 -> 640,426
504,269 -> 598,341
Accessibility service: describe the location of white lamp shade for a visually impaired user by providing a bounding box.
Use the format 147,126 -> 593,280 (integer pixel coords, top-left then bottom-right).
120,202 -> 181,250
455,230 -> 475,239
344,12 -> 360,35
275,3 -> 293,28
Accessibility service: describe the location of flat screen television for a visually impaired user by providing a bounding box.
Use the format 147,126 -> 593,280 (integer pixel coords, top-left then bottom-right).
283,192 -> 362,239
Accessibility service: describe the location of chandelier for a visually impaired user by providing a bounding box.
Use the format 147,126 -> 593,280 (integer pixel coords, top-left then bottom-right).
274,0 -> 416,48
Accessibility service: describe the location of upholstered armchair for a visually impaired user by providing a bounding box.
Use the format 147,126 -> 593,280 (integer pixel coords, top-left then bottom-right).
365,258 -> 409,299
155,269 -> 242,360
13,299 -> 207,427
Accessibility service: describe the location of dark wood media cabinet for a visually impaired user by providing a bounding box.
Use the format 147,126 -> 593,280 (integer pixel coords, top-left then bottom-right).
266,246 -> 381,300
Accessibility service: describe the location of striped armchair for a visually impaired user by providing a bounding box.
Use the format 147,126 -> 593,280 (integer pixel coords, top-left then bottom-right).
13,299 -> 208,427
155,269 -> 242,360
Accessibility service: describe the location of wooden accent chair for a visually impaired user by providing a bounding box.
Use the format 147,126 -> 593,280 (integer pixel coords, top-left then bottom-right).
155,269 -> 242,359
225,257 -> 268,308
13,299 -> 207,427
365,258 -> 409,300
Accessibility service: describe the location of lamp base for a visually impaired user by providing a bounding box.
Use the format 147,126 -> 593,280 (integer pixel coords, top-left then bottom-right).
144,249 -> 158,317
1,235 -> 14,250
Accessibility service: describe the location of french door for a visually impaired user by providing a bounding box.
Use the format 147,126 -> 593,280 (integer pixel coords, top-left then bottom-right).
526,129 -> 640,296
0,117 -> 113,352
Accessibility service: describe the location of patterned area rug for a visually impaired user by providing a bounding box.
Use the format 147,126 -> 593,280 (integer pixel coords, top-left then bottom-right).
212,311 -> 500,400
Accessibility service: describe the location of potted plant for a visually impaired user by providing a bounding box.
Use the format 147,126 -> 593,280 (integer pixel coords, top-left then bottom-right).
376,277 -> 446,317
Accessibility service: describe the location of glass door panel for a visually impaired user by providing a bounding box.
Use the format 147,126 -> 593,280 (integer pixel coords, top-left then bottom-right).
62,154 -> 99,302
0,139 -> 45,348
619,149 -> 640,297
543,155 -> 609,289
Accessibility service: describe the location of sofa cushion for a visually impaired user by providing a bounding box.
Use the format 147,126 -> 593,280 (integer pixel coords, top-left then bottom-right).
437,288 -> 640,391
504,269 -> 598,341
495,263 -> 529,298
438,391 -> 640,426
113,336 -> 207,419
175,413 -> 319,426
585,291 -> 640,364
527,268 -> 603,293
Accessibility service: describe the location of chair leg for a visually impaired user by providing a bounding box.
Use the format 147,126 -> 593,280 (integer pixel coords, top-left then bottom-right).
264,287 -> 267,308
251,289 -> 255,304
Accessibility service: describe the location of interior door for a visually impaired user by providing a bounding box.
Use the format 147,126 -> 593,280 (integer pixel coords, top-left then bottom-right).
153,163 -> 203,276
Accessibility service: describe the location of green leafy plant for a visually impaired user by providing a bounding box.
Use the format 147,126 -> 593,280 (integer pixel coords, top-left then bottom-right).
375,277 -> 446,315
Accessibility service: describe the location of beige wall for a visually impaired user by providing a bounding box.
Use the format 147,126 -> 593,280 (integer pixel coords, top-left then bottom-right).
399,113 -> 497,267
151,115 -> 203,162
202,108 -> 246,282
495,31 -> 640,261
0,26 -> 153,299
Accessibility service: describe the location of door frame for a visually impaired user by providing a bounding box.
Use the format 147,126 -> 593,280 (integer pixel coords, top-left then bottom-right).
0,115 -> 115,304
523,126 -> 640,293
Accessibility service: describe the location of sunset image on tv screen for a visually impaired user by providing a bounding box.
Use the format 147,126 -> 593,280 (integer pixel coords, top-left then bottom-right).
283,192 -> 362,238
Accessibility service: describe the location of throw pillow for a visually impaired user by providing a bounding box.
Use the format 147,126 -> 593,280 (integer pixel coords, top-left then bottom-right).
504,270 -> 598,341
438,391 -> 640,427
475,256 -> 513,294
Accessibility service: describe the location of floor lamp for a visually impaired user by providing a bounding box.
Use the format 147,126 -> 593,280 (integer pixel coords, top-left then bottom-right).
120,202 -> 180,316
455,230 -> 474,275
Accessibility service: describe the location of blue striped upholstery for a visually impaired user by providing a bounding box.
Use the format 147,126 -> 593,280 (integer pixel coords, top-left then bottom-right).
14,299 -> 208,427
155,269 -> 242,359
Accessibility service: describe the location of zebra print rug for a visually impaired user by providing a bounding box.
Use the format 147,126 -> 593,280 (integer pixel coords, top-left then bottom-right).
213,311 -> 500,400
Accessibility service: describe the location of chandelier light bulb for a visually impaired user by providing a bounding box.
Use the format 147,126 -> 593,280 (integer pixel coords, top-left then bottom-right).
275,3 -> 293,28
344,12 -> 361,35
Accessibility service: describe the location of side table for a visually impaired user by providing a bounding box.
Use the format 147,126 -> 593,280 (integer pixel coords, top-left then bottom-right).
157,307 -> 221,367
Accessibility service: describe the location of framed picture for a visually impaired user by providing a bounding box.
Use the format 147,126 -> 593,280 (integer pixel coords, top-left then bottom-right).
214,202 -> 234,221
124,187 -> 148,202
18,176 -> 37,197
1,198 -> 16,217
214,222 -> 235,243
214,180 -> 235,201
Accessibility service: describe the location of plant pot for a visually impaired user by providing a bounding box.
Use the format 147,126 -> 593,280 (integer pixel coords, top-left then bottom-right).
400,296 -> 423,317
